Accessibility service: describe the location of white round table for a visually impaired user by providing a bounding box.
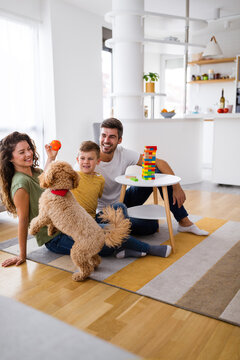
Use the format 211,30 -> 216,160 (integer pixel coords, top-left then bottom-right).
115,173 -> 181,253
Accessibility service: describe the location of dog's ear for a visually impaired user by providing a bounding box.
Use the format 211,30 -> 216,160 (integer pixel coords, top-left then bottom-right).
38,172 -> 47,188
38,168 -> 55,188
71,170 -> 80,189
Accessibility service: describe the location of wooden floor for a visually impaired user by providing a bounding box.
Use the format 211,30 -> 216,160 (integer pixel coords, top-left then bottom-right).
1,189 -> 240,359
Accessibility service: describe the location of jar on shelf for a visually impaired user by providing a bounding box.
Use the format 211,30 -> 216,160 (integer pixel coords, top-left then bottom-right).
208,69 -> 214,80
201,74 -> 208,80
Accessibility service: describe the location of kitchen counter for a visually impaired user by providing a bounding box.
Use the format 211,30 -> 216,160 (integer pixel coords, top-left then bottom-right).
185,113 -> 240,120
119,115 -> 239,186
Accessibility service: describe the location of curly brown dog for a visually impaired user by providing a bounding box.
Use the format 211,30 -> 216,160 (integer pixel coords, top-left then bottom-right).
29,161 -> 131,281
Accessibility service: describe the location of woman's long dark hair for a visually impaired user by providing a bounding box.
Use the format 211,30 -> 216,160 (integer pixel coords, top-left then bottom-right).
0,132 -> 39,214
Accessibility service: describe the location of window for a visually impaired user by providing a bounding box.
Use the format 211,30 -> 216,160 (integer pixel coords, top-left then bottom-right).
164,58 -> 184,113
0,13 -> 44,164
102,27 -> 113,119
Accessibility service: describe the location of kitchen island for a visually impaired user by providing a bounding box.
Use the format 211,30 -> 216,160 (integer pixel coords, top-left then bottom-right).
121,117 -> 203,185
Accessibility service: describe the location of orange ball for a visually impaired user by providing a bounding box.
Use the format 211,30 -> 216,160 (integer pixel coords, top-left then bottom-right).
50,140 -> 61,151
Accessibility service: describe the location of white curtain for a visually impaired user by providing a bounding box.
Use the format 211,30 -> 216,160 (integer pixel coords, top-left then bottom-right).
0,13 -> 44,163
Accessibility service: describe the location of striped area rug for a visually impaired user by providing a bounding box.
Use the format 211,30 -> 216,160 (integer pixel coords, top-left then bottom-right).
1,215 -> 240,327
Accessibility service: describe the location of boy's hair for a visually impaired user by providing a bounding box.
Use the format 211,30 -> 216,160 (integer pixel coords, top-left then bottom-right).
78,141 -> 100,158
101,118 -> 123,139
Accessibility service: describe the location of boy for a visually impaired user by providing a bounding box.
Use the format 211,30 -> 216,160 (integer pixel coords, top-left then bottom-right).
71,141 -> 172,259
71,141 -> 104,219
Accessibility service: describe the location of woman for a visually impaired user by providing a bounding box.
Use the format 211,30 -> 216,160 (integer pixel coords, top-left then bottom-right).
0,131 -> 75,267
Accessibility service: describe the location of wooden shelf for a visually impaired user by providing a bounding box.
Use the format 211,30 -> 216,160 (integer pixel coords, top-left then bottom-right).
109,92 -> 166,97
188,57 -> 236,66
188,78 -> 235,84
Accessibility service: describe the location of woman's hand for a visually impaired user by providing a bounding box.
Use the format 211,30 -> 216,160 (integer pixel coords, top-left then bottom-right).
45,144 -> 58,161
44,144 -> 59,171
2,255 -> 26,267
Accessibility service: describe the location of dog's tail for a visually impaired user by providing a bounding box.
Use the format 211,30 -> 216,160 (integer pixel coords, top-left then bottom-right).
99,206 -> 131,248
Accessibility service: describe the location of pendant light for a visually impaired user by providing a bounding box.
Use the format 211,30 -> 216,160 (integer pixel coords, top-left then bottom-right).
203,36 -> 223,58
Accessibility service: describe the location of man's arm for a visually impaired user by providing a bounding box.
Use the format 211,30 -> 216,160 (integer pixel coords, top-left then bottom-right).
137,154 -> 186,208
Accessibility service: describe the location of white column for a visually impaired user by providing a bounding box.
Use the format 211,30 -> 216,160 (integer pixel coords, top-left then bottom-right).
111,0 -> 144,120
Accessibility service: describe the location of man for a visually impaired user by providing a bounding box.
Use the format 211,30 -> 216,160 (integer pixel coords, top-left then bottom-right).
95,118 -> 208,236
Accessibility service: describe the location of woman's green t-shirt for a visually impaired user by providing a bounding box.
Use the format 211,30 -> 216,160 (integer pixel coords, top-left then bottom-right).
11,169 -> 58,246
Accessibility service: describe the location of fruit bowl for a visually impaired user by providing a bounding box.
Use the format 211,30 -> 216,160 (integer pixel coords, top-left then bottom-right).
160,112 -> 176,118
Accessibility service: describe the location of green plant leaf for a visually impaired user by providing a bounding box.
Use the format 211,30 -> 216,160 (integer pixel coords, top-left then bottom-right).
143,72 -> 159,82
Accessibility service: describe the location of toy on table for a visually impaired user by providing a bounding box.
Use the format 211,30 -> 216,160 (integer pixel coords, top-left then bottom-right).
50,140 -> 61,151
142,146 -> 157,180
125,175 -> 139,182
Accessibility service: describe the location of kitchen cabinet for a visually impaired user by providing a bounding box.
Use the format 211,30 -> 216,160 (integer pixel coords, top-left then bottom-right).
212,115 -> 240,186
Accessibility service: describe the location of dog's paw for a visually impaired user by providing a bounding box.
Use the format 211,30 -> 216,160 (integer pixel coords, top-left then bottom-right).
72,272 -> 88,282
29,220 -> 38,235
28,224 -> 38,235
48,224 -> 58,236
91,254 -> 101,269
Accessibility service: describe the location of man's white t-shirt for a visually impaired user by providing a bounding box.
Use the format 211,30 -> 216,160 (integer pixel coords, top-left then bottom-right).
95,146 -> 140,211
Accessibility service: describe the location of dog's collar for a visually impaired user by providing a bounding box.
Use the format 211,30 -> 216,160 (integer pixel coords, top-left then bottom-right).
51,189 -> 69,197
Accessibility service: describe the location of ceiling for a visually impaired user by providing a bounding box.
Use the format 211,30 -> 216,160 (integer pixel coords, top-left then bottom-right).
66,0 -> 240,54
66,0 -> 240,22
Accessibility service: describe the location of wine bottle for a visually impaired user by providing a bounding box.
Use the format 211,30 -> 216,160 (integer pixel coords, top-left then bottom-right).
220,88 -> 225,109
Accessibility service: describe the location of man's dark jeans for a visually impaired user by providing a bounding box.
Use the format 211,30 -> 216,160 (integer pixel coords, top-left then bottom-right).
123,168 -> 188,235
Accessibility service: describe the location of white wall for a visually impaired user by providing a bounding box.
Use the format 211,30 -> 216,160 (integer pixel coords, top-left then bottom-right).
45,0 -> 103,164
39,0 -> 56,152
0,0 -> 104,166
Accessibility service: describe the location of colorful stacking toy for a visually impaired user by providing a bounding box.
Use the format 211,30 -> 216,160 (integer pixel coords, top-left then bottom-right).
142,146 -> 157,180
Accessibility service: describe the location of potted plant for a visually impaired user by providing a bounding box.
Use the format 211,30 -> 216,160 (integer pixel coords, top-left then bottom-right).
143,72 -> 160,93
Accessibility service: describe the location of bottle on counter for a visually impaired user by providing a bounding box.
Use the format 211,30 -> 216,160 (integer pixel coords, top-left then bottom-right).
144,105 -> 148,118
220,88 -> 225,109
